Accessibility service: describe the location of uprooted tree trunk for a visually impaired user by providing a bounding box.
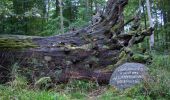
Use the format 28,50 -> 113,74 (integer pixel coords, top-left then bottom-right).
0,0 -> 153,85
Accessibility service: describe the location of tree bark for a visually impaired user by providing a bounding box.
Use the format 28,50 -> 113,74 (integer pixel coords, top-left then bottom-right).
0,0 -> 153,85
58,0 -> 64,34
146,0 -> 154,50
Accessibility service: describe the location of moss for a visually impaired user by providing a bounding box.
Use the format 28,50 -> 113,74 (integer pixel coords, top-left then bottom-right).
114,55 -> 128,68
103,45 -> 110,49
101,50 -> 129,72
111,22 -> 122,32
131,53 -> 151,63
105,65 -> 115,71
118,51 -> 126,59
0,38 -> 37,49
63,43 -> 93,51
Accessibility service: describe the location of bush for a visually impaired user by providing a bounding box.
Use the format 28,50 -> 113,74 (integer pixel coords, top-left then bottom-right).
123,54 -> 170,100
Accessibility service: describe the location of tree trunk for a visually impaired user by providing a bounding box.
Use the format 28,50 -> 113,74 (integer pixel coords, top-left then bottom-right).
146,0 -> 154,50
58,0 -> 64,34
0,0 -> 153,85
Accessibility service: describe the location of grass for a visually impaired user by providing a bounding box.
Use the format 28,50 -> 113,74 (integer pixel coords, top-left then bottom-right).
0,53 -> 170,100
0,78 -> 97,100
0,86 -> 58,100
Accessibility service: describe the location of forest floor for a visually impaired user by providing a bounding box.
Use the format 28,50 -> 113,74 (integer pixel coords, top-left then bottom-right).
0,53 -> 170,100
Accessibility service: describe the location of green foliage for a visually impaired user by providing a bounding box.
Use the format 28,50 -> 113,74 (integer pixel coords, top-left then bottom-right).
34,77 -> 52,90
98,54 -> 170,100
9,75 -> 28,90
123,0 -> 139,21
0,0 -> 108,36
1,54 -> 170,100
154,22 -> 170,52
123,54 -> 170,100
0,0 -> 47,35
0,85 -> 60,100
69,18 -> 88,29
0,71 -> 67,100
147,69 -> 170,99
131,53 -> 151,63
40,17 -> 70,36
0,79 -> 95,100
150,54 -> 170,71
62,80 -> 98,92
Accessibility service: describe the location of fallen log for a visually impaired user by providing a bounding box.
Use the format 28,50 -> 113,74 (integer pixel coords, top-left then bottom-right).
0,0 -> 153,85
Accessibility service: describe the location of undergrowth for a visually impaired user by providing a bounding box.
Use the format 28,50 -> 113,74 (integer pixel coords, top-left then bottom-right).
0,54 -> 169,100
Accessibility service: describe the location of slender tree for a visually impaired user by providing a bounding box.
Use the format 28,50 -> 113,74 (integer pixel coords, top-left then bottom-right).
146,0 -> 154,50
58,0 -> 64,34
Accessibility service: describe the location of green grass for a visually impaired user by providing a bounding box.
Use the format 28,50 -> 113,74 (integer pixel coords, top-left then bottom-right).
0,78 -> 69,100
0,86 -> 58,100
0,79 -> 96,100
0,54 -> 170,100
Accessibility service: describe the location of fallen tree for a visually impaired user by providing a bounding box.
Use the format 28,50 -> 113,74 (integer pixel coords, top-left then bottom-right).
0,0 -> 153,85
